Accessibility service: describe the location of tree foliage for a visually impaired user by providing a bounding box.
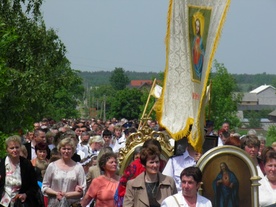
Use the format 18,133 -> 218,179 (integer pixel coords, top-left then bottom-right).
107,88 -> 144,120
266,125 -> 276,146
109,67 -> 130,90
0,1 -> 83,133
207,61 -> 242,130
247,111 -> 261,128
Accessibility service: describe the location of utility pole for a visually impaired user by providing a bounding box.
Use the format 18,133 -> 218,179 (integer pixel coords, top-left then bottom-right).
103,95 -> 106,121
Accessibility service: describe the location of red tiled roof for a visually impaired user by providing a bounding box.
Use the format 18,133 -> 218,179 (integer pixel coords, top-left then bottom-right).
130,80 -> 154,87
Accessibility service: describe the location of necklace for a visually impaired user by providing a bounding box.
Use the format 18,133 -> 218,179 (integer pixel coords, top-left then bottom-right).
146,182 -> 158,196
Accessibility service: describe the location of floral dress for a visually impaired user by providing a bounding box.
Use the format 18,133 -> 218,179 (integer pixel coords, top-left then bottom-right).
0,157 -> 21,207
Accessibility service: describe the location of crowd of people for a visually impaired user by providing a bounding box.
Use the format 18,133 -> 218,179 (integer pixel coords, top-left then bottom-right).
0,117 -> 275,207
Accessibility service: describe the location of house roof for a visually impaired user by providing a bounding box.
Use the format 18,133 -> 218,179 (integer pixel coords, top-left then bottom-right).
250,85 -> 275,94
269,109 -> 276,116
242,93 -> 258,102
130,80 -> 154,87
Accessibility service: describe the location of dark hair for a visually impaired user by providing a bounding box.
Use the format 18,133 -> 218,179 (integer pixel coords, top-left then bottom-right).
34,129 -> 45,137
133,146 -> 142,159
260,146 -> 274,161
240,135 -> 260,150
263,148 -> 276,165
102,129 -> 112,137
142,138 -> 162,152
140,144 -> 160,166
180,166 -> 202,184
35,142 -> 48,152
98,152 -> 117,171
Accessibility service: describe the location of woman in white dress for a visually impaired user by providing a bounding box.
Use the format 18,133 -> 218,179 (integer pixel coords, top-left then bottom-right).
42,137 -> 86,206
259,150 -> 276,207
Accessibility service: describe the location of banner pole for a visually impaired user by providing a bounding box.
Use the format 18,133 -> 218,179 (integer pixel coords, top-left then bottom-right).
138,78 -> 157,129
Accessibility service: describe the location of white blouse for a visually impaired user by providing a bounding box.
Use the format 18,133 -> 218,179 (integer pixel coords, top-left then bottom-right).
42,161 -> 86,206
259,176 -> 276,207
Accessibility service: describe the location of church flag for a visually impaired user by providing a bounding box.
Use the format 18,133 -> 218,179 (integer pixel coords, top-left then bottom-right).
150,84 -> 163,99
155,0 -> 231,152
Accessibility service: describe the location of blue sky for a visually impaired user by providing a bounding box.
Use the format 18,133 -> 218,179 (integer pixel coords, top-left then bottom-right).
41,0 -> 276,74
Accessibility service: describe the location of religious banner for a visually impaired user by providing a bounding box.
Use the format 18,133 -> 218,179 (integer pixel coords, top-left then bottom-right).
155,0 -> 231,152
150,84 -> 163,99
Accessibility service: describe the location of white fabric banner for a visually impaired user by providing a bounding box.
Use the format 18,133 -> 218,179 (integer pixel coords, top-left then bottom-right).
156,0 -> 231,151
150,84 -> 163,99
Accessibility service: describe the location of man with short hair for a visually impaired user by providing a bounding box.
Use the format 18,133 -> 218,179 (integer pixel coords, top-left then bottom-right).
218,121 -> 230,146
24,129 -> 50,160
161,167 -> 212,207
33,122 -> 40,130
205,120 -> 215,136
78,132 -> 91,158
102,129 -> 113,147
110,125 -> 126,153
222,121 -> 230,132
108,123 -> 115,134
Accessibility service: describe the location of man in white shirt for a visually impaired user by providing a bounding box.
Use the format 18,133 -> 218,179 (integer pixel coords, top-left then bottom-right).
162,142 -> 201,192
78,132 -> 90,159
161,167 -> 212,207
110,125 -> 126,153
218,121 -> 230,146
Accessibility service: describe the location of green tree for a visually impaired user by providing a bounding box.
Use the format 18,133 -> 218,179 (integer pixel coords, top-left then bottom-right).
248,111 -> 261,128
0,21 -> 19,156
91,85 -> 116,99
266,125 -> 276,146
0,1 -> 83,133
107,88 -> 144,119
207,61 -> 242,130
109,67 -> 130,90
271,78 -> 276,88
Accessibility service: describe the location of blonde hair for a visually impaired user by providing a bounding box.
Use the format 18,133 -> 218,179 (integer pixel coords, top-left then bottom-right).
89,135 -> 104,145
20,145 -> 28,158
5,135 -> 21,149
57,137 -> 76,152
114,125 -> 122,131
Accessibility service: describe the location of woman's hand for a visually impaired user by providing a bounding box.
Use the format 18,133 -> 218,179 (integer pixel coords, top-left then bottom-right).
75,185 -> 83,193
56,191 -> 64,201
13,193 -> 27,202
80,194 -> 92,207
18,193 -> 27,202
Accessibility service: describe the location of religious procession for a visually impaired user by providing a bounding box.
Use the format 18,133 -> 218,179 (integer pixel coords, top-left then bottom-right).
2,114 -> 275,207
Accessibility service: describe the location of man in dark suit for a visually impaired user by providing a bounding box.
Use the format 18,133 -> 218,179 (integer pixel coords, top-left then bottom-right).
24,129 -> 51,160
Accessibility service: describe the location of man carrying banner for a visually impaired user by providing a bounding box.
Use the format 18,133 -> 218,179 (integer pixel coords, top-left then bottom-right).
162,143 -> 201,192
